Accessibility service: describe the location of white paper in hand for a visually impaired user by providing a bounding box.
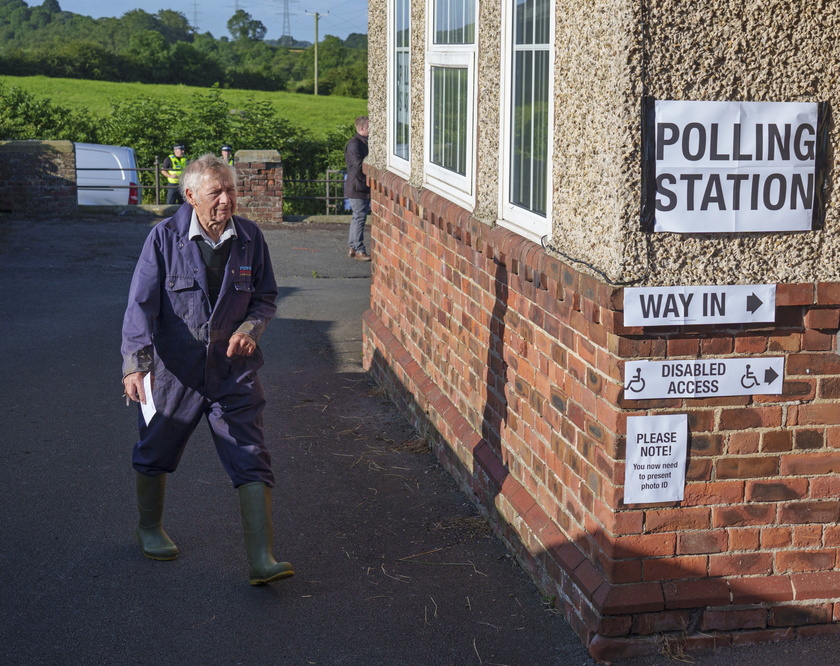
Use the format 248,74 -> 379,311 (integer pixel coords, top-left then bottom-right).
141,373 -> 157,426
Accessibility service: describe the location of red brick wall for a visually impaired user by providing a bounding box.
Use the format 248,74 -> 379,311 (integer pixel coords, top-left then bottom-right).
234,150 -> 283,223
362,164 -> 840,661
0,140 -> 76,214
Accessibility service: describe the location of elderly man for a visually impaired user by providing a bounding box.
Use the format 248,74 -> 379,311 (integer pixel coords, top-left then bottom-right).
121,154 -> 293,585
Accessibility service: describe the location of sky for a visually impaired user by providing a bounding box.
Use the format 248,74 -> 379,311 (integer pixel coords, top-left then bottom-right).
55,0 -> 369,42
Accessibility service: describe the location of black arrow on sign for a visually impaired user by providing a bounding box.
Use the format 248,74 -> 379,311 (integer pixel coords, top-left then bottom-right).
746,293 -> 763,314
764,367 -> 779,385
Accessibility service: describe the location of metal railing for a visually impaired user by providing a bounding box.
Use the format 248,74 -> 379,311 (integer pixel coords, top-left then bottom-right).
282,169 -> 349,215
76,158 -> 164,204
77,162 -> 351,214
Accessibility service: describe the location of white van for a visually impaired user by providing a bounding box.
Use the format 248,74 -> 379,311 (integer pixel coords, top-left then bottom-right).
75,143 -> 140,205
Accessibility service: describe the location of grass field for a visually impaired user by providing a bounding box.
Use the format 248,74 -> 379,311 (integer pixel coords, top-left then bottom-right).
1,75 -> 368,137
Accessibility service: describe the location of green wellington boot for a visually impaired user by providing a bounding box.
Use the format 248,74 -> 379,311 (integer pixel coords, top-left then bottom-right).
135,472 -> 179,561
238,482 -> 295,585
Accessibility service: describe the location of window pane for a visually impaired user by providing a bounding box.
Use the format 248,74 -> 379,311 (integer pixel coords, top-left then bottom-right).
435,0 -> 475,44
431,66 -> 468,175
515,0 -> 550,46
393,0 -> 410,161
510,45 -> 549,215
395,51 -> 410,160
396,0 -> 409,47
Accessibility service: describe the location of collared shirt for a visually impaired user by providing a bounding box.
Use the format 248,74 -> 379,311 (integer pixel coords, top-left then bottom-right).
189,209 -> 238,249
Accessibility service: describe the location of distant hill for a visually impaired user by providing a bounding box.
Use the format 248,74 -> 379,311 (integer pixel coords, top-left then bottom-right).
0,75 -> 367,211
268,37 -> 313,49
0,1 -> 367,97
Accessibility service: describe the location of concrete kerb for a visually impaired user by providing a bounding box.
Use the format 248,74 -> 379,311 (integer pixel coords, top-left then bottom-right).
71,207 -> 351,225
76,204 -> 181,217
281,214 -> 351,224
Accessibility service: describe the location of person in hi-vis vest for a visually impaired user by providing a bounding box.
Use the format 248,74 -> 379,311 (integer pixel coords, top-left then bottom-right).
221,144 -> 234,166
161,144 -> 187,205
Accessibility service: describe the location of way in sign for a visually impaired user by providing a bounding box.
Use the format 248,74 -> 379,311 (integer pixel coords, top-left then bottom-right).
638,291 -> 726,318
624,284 -> 776,326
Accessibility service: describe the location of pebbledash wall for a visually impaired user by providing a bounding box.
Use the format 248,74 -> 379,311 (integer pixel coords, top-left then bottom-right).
363,1 -> 840,662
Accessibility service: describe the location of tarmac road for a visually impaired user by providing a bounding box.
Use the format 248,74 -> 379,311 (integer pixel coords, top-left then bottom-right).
1,212 -> 839,666
0,213 -> 593,666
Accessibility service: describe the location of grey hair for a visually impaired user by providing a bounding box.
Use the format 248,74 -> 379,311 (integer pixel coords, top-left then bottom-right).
179,154 -> 236,199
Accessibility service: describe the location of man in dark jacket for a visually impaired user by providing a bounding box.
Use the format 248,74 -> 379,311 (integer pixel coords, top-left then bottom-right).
121,154 -> 293,586
344,116 -> 371,261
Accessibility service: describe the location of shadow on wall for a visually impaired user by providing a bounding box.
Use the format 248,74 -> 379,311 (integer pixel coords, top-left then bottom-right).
482,259 -> 509,480
0,141 -> 77,214
369,343 -> 836,661
364,252 -> 836,662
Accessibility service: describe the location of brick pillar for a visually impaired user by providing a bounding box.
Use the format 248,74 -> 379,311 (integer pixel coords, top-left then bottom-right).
234,149 -> 283,224
0,140 -> 76,214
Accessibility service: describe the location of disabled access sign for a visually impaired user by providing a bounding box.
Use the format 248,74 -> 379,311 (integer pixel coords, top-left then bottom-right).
623,357 -> 784,400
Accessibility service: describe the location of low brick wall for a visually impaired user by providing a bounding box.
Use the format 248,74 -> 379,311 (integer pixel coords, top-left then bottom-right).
0,144 -> 283,222
362,164 -> 840,661
0,140 -> 76,214
234,149 -> 283,224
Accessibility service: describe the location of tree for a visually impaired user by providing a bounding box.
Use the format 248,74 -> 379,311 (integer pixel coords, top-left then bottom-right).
0,0 -> 31,35
156,9 -> 192,43
28,5 -> 51,28
0,2 -> 368,98
323,63 -> 368,98
119,9 -> 160,35
227,10 -> 265,41
0,82 -> 96,141
99,96 -> 174,168
168,41 -> 224,86
192,32 -> 218,54
316,35 -> 344,70
343,33 -> 367,50
29,0 -> 60,28
48,41 -> 120,80
124,30 -> 170,82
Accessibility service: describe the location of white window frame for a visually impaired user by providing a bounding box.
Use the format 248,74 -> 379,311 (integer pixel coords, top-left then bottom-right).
387,0 -> 411,178
498,0 -> 555,243
423,1 -> 477,211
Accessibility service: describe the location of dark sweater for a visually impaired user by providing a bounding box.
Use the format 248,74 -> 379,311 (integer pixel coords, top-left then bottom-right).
196,237 -> 232,308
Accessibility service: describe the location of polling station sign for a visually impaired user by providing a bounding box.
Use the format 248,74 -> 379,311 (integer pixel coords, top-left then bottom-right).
641,99 -> 828,233
624,414 -> 687,504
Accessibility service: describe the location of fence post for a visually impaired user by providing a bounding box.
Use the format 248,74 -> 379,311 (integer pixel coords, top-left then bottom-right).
325,171 -> 331,214
154,157 -> 161,205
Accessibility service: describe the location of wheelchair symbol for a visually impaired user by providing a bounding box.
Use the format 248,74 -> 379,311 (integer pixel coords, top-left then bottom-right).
740,364 -> 760,389
625,367 -> 646,393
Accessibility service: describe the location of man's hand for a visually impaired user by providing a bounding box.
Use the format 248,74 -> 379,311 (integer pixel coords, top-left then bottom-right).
123,372 -> 151,404
227,333 -> 256,358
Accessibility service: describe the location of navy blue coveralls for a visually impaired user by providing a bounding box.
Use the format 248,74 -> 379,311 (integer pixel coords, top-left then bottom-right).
121,203 -> 279,488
